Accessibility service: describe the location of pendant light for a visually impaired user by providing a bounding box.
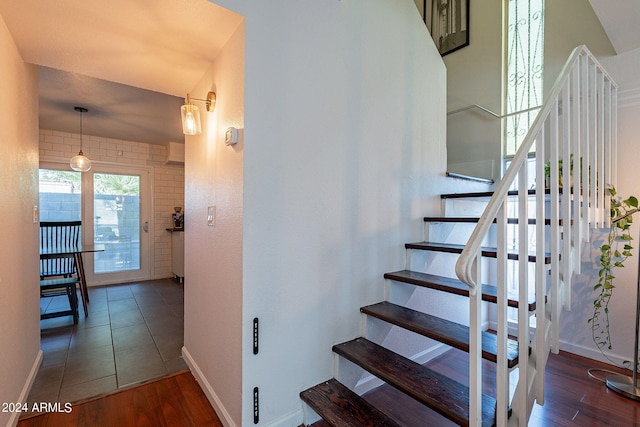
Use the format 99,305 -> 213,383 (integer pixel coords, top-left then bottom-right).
70,107 -> 92,172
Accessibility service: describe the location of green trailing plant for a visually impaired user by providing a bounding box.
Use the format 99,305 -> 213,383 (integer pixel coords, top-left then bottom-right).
588,186 -> 639,365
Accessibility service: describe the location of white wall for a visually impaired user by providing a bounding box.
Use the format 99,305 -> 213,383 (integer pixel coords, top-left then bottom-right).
241,1 -> 447,423
182,0 -> 455,425
445,0 -> 615,180
183,16 -> 245,427
445,0 -> 502,181
0,15 -> 41,427
559,47 -> 640,365
544,0 -> 616,90
217,0 -> 451,425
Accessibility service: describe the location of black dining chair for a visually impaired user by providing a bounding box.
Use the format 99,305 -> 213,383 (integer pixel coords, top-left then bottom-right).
39,221 -> 82,278
39,221 -> 82,324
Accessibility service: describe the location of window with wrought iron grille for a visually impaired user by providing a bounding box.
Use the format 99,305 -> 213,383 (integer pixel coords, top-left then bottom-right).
504,0 -> 545,324
505,0 -> 544,157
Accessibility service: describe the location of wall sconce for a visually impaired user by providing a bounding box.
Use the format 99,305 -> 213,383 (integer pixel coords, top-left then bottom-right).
70,106 -> 91,172
181,91 -> 216,135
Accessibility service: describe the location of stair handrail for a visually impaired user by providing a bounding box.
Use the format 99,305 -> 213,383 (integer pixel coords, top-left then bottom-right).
447,104 -> 542,119
457,44 -> 617,426
455,44 -> 617,290
447,104 -> 501,118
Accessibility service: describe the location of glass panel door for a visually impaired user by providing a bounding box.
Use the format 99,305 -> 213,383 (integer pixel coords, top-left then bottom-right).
39,163 -> 151,286
83,165 -> 151,285
93,173 -> 141,274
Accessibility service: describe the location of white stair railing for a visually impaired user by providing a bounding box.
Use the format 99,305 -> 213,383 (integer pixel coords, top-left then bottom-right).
455,45 -> 617,426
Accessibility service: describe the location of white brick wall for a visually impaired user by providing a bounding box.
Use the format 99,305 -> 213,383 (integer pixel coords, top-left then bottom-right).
154,165 -> 185,278
39,129 -> 185,280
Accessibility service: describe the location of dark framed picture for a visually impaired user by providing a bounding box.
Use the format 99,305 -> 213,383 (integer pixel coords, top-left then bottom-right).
415,0 -> 428,27
419,0 -> 470,57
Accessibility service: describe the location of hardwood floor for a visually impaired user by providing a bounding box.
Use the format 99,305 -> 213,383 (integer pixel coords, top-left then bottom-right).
18,348 -> 640,426
311,349 -> 640,426
17,372 -> 222,427
527,351 -> 640,427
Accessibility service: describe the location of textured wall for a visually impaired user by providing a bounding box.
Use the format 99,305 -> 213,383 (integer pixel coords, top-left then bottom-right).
239,1 -> 448,422
558,48 -> 640,364
187,0 -> 454,425
183,17 -> 245,426
0,14 -> 41,427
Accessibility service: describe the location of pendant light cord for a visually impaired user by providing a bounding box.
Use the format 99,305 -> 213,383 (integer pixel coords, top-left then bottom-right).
79,110 -> 84,152
74,106 -> 88,153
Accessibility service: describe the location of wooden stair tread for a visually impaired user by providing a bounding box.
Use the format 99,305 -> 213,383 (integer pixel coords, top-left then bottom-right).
440,189 -> 546,199
384,269 -> 536,311
424,216 -> 483,223
361,302 -> 520,368
333,338 -> 497,427
424,216 -> 554,225
300,379 -> 402,427
405,241 -> 552,264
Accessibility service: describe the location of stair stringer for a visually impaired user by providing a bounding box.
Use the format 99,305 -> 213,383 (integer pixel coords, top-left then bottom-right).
338,212 -> 496,400
350,313 -> 452,396
300,45 -> 616,427
301,207 -> 536,426
352,214 -> 496,396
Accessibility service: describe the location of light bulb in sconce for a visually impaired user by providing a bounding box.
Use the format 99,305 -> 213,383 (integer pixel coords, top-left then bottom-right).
181,103 -> 201,135
184,111 -> 197,134
180,92 -> 215,135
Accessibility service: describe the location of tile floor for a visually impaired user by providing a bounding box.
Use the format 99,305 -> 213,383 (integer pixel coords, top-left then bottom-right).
28,278 -> 186,405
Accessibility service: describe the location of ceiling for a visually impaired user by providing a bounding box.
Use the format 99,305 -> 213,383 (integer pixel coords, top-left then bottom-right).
589,0 -> 640,55
0,0 -> 243,145
0,1 -> 636,145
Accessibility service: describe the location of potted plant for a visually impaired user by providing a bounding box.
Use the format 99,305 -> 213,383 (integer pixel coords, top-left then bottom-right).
544,154 -> 585,189
589,186 -> 638,364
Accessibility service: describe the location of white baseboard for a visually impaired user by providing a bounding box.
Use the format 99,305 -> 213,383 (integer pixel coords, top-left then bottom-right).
558,340 -> 630,367
486,319 -> 629,367
485,320 -> 630,367
301,400 -> 322,427
182,346 -> 237,427
8,350 -> 43,427
261,408 -> 304,427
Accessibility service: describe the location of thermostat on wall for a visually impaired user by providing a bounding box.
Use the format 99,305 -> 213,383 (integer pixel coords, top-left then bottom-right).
225,127 -> 238,145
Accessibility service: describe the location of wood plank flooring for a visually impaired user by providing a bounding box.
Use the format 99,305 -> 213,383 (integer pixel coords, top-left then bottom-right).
18,348 -> 640,426
17,372 -> 222,427
310,349 -> 640,426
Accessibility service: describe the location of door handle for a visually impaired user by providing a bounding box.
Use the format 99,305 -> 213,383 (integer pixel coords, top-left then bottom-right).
143,221 -> 149,233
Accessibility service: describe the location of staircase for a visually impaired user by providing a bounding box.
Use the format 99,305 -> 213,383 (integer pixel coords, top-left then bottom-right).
300,45 -> 617,427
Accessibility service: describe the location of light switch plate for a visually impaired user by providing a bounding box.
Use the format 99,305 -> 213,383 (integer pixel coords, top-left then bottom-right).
207,206 -> 216,227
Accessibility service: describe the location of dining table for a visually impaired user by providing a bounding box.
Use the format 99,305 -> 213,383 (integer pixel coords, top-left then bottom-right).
40,243 -> 104,316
